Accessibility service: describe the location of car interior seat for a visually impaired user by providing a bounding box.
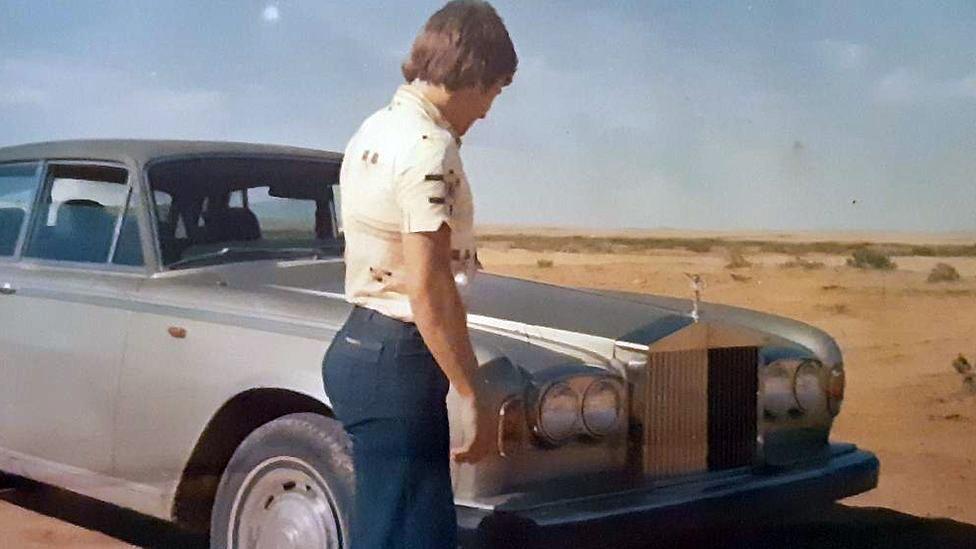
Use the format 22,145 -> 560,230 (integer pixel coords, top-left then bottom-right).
29,199 -> 117,262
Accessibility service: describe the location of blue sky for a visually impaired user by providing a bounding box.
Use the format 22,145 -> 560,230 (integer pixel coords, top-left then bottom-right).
1,1 -> 974,232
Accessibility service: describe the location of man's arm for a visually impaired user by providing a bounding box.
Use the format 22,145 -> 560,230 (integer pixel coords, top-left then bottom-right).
402,222 -> 493,463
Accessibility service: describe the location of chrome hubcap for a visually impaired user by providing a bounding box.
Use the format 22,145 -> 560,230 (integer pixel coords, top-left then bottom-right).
231,458 -> 342,549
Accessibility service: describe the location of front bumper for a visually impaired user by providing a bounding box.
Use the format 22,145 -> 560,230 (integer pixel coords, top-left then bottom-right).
457,443 -> 879,548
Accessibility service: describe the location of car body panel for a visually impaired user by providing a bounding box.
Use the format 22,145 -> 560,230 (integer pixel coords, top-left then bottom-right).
0,263 -> 138,473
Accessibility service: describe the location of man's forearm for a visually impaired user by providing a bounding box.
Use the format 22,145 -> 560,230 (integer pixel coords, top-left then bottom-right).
410,273 -> 479,397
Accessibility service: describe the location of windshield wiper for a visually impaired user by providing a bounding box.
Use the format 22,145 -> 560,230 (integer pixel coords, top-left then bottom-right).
168,247 -> 323,269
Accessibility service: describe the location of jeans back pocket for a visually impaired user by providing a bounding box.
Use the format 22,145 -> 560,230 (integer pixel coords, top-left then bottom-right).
323,332 -> 386,421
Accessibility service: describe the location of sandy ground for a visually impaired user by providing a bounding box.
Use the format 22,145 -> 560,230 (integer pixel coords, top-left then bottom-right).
2,229 -> 975,547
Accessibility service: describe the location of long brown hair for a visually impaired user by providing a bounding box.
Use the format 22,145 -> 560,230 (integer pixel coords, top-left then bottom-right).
402,0 -> 517,91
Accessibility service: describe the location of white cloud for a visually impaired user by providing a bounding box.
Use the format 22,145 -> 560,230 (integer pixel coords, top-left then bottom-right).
875,67 -> 976,103
0,85 -> 48,107
262,5 -> 280,23
815,39 -> 869,70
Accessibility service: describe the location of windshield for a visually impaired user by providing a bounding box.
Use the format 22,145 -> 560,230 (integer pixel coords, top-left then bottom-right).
148,156 -> 343,269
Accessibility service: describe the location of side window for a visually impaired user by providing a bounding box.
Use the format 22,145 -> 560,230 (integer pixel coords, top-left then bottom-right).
0,162 -> 41,256
111,193 -> 144,266
24,164 -> 128,264
228,189 -> 246,208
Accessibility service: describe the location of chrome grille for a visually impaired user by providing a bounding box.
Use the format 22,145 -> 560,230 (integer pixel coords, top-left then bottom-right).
642,349 -> 709,475
639,346 -> 758,476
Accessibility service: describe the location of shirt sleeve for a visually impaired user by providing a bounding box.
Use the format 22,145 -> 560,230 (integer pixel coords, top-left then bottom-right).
394,135 -> 456,233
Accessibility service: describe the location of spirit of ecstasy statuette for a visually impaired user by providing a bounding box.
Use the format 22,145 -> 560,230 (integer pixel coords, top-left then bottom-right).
684,273 -> 705,323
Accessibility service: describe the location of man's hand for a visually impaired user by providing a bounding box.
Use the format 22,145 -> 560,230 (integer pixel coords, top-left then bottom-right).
451,393 -> 496,463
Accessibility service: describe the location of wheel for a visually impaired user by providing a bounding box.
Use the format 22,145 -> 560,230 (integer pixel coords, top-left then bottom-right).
210,413 -> 354,549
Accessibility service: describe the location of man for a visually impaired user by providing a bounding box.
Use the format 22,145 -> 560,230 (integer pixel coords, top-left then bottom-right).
321,1 -> 517,547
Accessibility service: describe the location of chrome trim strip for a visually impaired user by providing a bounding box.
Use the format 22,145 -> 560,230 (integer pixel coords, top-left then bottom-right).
9,284 -> 342,340
106,185 -> 133,264
151,257 -> 344,279
14,258 -> 146,276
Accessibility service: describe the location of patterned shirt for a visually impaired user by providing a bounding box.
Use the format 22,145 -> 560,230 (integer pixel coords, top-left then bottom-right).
340,83 -> 478,322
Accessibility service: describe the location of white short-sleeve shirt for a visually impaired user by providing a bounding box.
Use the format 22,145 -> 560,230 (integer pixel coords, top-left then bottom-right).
340,83 -> 478,322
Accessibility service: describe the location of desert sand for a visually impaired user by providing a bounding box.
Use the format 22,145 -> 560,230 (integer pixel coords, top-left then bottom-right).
2,228 -> 974,547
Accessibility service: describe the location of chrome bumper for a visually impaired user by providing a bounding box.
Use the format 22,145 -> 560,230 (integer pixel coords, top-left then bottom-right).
457,443 -> 879,548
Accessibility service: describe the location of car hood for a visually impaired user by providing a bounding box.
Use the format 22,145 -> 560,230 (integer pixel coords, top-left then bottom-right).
207,260 -> 840,367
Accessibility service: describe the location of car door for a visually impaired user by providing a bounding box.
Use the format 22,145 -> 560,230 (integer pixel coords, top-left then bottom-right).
0,160 -> 147,476
0,161 -> 44,449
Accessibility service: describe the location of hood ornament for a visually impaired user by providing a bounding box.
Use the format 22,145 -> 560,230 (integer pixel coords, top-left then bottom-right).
684,273 -> 706,323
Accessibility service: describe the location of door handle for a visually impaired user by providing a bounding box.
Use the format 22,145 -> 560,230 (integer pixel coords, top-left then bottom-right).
0,283 -> 16,295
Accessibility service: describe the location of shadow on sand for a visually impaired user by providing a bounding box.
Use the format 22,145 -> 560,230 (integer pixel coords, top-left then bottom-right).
2,475 -> 974,548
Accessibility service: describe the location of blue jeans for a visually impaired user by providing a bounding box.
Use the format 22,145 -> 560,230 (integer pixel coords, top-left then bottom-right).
322,306 -> 457,549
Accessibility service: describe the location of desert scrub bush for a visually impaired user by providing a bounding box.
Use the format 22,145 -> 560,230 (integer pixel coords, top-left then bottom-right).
536,258 -> 554,268
684,240 -> 713,253
911,246 -> 936,257
927,262 -> 961,283
952,354 -> 974,394
846,247 -> 896,270
725,247 -> 752,269
781,256 -> 825,270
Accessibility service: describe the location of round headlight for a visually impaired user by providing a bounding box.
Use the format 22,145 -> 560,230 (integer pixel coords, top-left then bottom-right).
827,365 -> 845,416
793,360 -> 826,416
760,361 -> 798,419
582,379 -> 623,437
537,382 -> 581,443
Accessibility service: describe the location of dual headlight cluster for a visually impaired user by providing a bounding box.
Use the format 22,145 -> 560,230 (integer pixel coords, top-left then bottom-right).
760,358 -> 845,420
532,376 -> 626,444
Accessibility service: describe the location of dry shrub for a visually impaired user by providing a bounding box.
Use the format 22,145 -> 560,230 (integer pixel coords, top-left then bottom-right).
781,256 -> 825,270
952,354 -> 974,394
846,247 -> 896,270
684,240 -> 713,253
725,247 -> 752,269
815,303 -> 850,315
927,263 -> 961,283
536,258 -> 554,268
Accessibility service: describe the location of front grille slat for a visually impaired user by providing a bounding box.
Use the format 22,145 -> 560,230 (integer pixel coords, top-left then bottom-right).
643,349 -> 709,476
641,346 -> 758,476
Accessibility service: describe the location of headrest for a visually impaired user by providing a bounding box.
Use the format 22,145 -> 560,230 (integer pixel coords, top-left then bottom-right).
203,207 -> 261,242
55,201 -> 114,235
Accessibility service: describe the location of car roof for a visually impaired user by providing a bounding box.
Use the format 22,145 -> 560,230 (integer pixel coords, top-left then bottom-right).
0,139 -> 343,166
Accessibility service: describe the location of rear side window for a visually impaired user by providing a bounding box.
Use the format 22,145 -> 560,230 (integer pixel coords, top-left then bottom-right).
0,162 -> 41,256
24,164 -> 129,264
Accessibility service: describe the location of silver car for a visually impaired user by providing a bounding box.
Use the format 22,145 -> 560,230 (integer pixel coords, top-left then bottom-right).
0,140 -> 878,548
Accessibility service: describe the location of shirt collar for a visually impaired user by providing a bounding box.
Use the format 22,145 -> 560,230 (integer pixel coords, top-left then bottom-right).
393,83 -> 462,146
